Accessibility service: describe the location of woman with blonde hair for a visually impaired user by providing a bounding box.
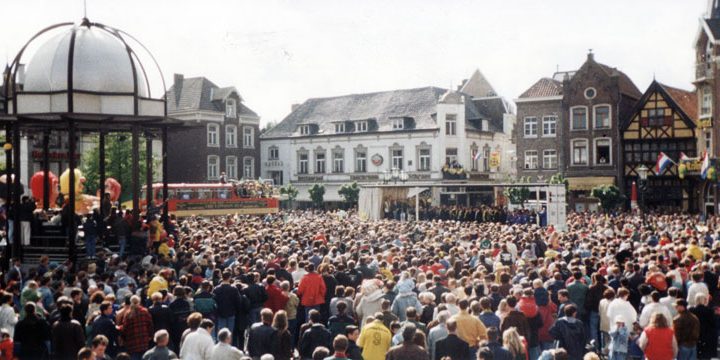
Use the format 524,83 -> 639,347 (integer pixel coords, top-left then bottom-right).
270,310 -> 292,360
638,312 -> 677,360
496,298 -> 511,320
503,327 -> 528,360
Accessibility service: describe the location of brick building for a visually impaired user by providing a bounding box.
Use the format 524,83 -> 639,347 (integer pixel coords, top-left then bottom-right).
165,74 -> 260,183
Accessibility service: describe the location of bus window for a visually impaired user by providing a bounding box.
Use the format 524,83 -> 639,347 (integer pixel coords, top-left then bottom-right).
218,189 -> 230,199
167,189 -> 177,199
197,189 -> 212,200
178,190 -> 193,200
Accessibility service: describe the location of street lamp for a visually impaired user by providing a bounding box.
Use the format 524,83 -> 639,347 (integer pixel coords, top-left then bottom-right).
637,164 -> 649,212
400,170 -> 409,183
382,170 -> 390,184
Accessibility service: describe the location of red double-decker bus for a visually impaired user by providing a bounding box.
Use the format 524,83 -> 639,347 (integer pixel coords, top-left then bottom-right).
126,183 -> 279,217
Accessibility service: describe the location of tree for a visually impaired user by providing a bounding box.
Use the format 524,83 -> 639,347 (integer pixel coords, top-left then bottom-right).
308,184 -> 325,209
590,185 -> 625,213
338,182 -> 360,208
280,183 -> 299,208
81,134 -> 155,202
504,177 -> 532,208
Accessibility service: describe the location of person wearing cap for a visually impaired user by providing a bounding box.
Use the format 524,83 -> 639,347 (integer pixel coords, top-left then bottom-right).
608,316 -> 628,360
672,299 -> 699,360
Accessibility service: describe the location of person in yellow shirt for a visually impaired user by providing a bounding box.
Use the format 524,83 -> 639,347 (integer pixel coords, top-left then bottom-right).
148,268 -> 172,296
686,240 -> 704,262
357,313 -> 392,360
451,299 -> 488,348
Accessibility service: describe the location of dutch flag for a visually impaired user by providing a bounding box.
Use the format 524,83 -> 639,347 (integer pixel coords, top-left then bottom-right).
655,152 -> 674,175
701,151 -> 711,179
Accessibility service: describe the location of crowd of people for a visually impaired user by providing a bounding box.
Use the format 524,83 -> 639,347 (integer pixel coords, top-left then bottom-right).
0,208 -> 718,360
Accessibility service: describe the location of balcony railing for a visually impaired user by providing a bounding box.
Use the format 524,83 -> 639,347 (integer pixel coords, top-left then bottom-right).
264,160 -> 283,167
696,62 -> 714,80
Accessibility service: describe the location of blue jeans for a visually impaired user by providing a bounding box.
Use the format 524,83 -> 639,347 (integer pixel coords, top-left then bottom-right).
249,307 -> 261,325
217,316 -> 236,334
677,345 -> 697,360
589,311 -> 600,351
118,236 -> 127,258
86,235 -> 97,258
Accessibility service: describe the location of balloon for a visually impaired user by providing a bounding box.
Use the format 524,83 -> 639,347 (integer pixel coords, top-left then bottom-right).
104,178 -> 122,202
30,171 -> 59,208
60,169 -> 90,213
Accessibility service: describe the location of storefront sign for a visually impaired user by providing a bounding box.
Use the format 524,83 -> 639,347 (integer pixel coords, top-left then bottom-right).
699,117 -> 713,129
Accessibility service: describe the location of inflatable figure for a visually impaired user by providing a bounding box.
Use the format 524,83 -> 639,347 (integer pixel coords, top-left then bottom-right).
103,177 -> 122,203
30,171 -> 59,209
60,168 -> 98,214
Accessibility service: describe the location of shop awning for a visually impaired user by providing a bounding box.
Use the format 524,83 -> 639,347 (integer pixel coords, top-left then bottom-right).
567,176 -> 615,191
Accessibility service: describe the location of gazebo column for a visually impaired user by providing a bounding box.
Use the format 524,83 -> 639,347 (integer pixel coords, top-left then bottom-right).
68,120 -> 77,265
145,133 -> 153,210
162,127 -> 168,216
3,124 -> 13,267
131,126 -> 140,223
42,130 -> 50,210
12,126 -> 21,260
98,130 -> 106,216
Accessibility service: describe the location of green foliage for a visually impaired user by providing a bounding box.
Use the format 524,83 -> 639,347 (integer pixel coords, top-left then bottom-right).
308,183 -> 325,209
338,182 -> 360,208
504,177 -> 531,207
81,134 -> 155,202
280,184 -> 299,208
548,173 -> 569,188
590,185 -> 625,213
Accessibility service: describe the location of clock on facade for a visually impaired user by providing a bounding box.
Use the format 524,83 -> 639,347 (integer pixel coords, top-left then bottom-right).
371,154 -> 383,166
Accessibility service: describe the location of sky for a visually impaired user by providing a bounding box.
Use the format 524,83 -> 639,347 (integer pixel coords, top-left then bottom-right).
0,0 -> 710,126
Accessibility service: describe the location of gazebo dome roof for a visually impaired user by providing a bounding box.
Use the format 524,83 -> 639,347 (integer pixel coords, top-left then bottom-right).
6,19 -> 165,118
24,23 -> 148,96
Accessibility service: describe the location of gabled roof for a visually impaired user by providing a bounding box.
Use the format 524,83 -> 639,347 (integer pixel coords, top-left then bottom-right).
518,78 -> 563,99
621,80 -> 697,131
166,76 -> 257,116
472,97 -> 510,132
595,62 -> 642,99
458,69 -> 496,98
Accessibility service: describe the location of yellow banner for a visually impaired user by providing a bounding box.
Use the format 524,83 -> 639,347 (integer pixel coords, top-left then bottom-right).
489,152 -> 501,168
699,118 -> 713,129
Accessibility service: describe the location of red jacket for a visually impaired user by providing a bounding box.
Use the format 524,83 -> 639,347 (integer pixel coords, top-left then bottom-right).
264,284 -> 289,313
297,272 -> 326,307
537,303 -> 557,343
0,338 -> 12,360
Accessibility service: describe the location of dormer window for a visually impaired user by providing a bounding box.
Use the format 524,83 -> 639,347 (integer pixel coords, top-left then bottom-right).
356,121 -> 368,132
226,99 -> 237,118
392,118 -> 404,130
299,125 -> 311,135
335,123 -> 345,133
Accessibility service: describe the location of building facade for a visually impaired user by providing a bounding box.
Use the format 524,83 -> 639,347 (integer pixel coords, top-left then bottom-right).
165,74 -> 260,183
260,71 -> 516,203
621,81 -> 699,212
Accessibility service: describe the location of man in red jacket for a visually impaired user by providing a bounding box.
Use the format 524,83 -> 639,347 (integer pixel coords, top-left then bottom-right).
264,275 -> 289,313
297,263 -> 326,319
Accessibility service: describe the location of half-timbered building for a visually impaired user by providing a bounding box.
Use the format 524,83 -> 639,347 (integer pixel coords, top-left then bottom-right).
621,81 -> 699,211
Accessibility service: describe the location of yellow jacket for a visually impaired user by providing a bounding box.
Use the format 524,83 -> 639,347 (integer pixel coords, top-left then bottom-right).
358,320 -> 392,360
452,310 -> 488,347
148,275 -> 168,296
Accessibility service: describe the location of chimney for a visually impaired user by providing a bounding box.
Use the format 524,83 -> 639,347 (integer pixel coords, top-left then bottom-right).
587,49 -> 594,62
291,103 -> 300,112
173,74 -> 183,104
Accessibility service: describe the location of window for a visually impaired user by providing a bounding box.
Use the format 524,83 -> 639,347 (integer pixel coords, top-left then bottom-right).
483,146 -> 490,172
298,152 -> 309,174
226,156 -> 237,179
524,117 -> 538,137
356,121 -> 368,132
332,148 -> 344,173
207,155 -> 219,180
225,125 -> 237,147
243,157 -> 254,179
335,123 -> 345,133
226,99 -> 236,118
355,149 -> 367,173
445,148 -> 458,165
299,125 -> 310,135
391,148 -> 403,170
315,151 -> 326,173
207,124 -> 219,146
543,149 -> 557,169
571,107 -> 588,130
702,86 -> 712,117
392,118 -> 404,130
470,146 -> 479,171
584,87 -> 596,99
269,146 -> 279,160
572,139 -> 588,165
595,138 -> 611,165
524,150 -> 538,169
243,126 -> 254,148
419,148 -> 431,171
542,116 -> 557,137
594,105 -> 611,129
445,114 -> 457,135
647,108 -> 667,127
705,131 -> 712,151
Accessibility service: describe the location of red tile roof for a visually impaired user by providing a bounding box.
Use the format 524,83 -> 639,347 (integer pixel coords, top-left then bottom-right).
659,83 -> 698,121
518,78 -> 563,99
